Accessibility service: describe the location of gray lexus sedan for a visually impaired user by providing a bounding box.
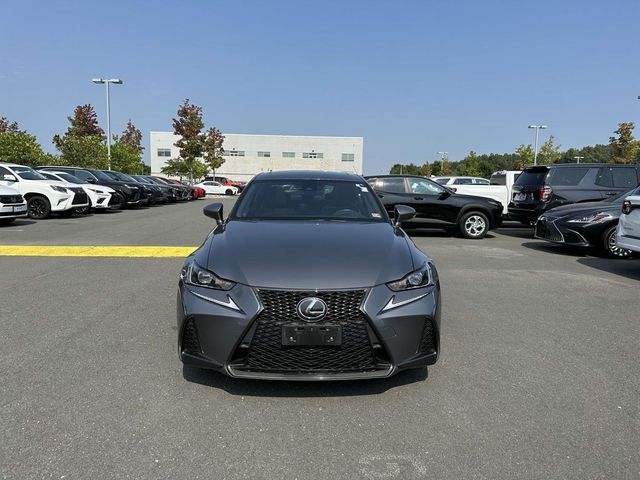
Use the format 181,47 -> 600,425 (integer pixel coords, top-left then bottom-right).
177,171 -> 441,380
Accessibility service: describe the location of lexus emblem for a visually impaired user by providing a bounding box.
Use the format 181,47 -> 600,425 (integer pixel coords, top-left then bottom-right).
296,297 -> 327,322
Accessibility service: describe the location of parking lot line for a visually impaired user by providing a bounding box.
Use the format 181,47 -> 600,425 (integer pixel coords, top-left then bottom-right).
0,245 -> 197,257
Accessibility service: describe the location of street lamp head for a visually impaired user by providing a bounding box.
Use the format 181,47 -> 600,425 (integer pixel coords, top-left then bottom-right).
92,78 -> 105,84
109,79 -> 123,84
540,125 -> 548,129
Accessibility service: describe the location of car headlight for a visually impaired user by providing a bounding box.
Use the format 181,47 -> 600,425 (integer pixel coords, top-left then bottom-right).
51,185 -> 67,193
180,260 -> 235,290
566,212 -> 613,224
387,263 -> 434,291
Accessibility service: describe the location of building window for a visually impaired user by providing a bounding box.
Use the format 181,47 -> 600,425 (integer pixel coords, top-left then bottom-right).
303,152 -> 323,159
282,152 -> 295,158
341,153 -> 355,162
157,148 -> 171,157
226,150 -> 245,157
257,151 -> 271,158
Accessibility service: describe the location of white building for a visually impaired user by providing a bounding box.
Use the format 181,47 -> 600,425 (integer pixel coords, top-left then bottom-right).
150,132 -> 364,181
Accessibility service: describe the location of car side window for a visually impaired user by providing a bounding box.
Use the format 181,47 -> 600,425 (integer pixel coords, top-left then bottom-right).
454,178 -> 473,185
474,179 -> 490,185
73,170 -> 93,182
595,167 -> 614,188
377,177 -> 407,193
548,167 -> 590,186
409,179 -> 445,195
0,166 -> 14,179
611,167 -> 638,189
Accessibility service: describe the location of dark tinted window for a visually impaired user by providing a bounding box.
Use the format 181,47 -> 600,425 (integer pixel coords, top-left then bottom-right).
453,178 -> 473,185
514,168 -> 548,186
73,170 -> 96,182
595,167 -> 613,187
612,167 -> 638,189
547,167 -> 590,186
378,177 -> 407,193
408,178 -> 446,194
233,180 -> 386,221
490,174 -> 506,186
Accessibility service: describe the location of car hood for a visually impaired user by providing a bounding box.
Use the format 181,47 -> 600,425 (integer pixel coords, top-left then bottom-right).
546,201 -> 620,218
203,220 -> 415,289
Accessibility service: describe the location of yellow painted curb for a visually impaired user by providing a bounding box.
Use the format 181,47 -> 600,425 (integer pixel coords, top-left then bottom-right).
0,246 -> 197,258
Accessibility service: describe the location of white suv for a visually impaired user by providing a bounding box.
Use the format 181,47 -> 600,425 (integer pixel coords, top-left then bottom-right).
38,170 -> 114,213
0,162 -> 90,219
616,188 -> 640,253
0,185 -> 27,225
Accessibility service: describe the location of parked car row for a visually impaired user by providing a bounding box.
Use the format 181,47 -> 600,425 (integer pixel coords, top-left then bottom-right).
0,161 -> 217,224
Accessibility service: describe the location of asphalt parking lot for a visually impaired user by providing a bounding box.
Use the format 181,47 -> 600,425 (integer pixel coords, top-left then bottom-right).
2,199 -> 639,480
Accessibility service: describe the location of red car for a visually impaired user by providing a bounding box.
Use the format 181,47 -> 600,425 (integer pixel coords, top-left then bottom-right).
190,186 -> 205,199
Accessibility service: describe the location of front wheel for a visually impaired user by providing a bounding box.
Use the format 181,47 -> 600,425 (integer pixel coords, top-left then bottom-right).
109,192 -> 125,210
27,195 -> 52,219
225,189 -> 234,195
459,211 -> 489,239
603,226 -> 632,258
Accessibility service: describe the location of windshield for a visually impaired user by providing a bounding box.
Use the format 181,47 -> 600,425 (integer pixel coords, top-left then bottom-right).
90,169 -> 116,182
110,172 -> 137,182
12,166 -> 49,181
55,172 -> 82,184
232,179 -> 387,222
132,175 -> 152,184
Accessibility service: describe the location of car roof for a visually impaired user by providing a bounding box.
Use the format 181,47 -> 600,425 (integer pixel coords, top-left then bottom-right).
525,163 -> 640,170
254,170 -> 362,181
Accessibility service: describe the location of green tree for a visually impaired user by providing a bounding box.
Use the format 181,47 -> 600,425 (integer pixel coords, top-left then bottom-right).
203,127 -> 225,176
537,135 -> 561,165
609,122 -> 639,164
110,137 -> 143,173
0,130 -> 48,166
161,158 -> 191,178
54,135 -> 108,168
53,104 -> 104,148
514,144 -> 534,169
172,98 -> 205,180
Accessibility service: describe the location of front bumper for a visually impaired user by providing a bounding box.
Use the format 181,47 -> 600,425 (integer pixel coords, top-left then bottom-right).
0,202 -> 28,219
177,282 -> 441,381
535,216 -> 591,246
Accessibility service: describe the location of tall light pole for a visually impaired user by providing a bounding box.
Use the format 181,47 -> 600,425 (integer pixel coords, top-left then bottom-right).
573,156 -> 584,164
437,151 -> 448,175
92,78 -> 123,170
528,124 -> 547,166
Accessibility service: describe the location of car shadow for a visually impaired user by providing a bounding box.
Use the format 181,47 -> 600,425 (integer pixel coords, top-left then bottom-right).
182,365 -> 428,397
521,241 -> 591,257
0,218 -> 38,227
404,228 -> 496,240
577,257 -> 640,281
495,227 -> 535,239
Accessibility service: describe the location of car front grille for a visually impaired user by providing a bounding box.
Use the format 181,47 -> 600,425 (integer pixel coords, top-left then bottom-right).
0,195 -> 23,204
130,189 -> 140,202
181,318 -> 202,355
231,289 -> 389,374
70,187 -> 88,205
535,217 -> 564,242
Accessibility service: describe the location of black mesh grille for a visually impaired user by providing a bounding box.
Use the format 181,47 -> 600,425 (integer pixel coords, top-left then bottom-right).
535,217 -> 563,242
419,319 -> 436,354
0,195 -> 23,204
182,318 -> 201,355
233,289 -> 387,374
70,187 -> 88,205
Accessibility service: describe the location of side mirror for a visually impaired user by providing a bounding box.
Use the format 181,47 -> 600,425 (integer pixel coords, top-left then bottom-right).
203,202 -> 224,224
394,204 -> 415,226
3,174 -> 17,182
439,189 -> 452,199
87,178 -> 97,184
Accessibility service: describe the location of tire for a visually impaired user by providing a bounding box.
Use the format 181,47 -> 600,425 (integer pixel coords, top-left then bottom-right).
458,211 -> 489,239
225,189 -> 233,196
109,192 -> 125,210
603,226 -> 632,258
27,195 -> 51,219
0,218 -> 16,225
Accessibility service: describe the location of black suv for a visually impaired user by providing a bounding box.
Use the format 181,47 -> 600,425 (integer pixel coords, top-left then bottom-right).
508,163 -> 640,224
39,166 -> 143,209
366,175 -> 503,238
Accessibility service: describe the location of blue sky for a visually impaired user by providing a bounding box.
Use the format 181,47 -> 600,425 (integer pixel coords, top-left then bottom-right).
1,0 -> 638,174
